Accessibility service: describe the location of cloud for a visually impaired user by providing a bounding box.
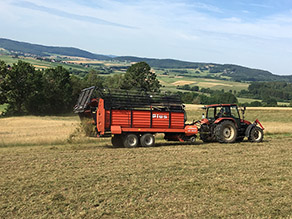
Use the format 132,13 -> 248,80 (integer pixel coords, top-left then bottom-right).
13,0 -> 135,29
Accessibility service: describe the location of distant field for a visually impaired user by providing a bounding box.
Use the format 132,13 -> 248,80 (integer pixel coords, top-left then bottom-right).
0,107 -> 292,218
0,55 -> 87,71
158,75 -> 249,93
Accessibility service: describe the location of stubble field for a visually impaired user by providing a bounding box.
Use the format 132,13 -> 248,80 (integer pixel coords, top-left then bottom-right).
0,106 -> 292,218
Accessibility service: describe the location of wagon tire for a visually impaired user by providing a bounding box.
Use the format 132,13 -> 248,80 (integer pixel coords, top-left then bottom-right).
111,135 -> 123,147
215,121 -> 237,143
140,133 -> 155,147
123,134 -> 139,148
248,126 -> 264,143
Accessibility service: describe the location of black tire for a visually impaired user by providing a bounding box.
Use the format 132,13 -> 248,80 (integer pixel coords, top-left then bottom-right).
123,134 -> 139,148
189,136 -> 196,144
214,120 -> 237,143
248,127 -> 264,142
111,135 -> 123,147
140,133 -> 155,147
200,124 -> 213,143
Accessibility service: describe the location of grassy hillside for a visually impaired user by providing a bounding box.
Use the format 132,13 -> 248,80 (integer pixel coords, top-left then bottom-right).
1,38 -> 292,82
0,38 -> 110,60
1,107 -> 292,218
115,56 -> 292,82
0,54 -> 251,94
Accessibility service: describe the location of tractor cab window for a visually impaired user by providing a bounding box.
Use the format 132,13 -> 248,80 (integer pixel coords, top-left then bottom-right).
216,106 -> 231,118
207,107 -> 215,119
230,106 -> 240,119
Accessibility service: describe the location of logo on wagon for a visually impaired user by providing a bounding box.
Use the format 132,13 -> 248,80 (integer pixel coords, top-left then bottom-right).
152,114 -> 168,119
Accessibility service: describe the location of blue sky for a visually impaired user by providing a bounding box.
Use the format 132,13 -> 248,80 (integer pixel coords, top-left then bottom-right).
0,0 -> 292,75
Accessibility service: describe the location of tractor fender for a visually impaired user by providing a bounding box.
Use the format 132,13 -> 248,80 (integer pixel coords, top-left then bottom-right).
245,124 -> 256,137
214,118 -> 237,127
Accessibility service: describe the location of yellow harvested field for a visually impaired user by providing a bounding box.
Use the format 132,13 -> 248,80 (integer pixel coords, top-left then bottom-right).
0,116 -> 80,146
248,107 -> 292,110
67,60 -> 104,64
172,80 -> 196,86
33,65 -> 49,69
197,82 -> 233,87
263,122 -> 292,134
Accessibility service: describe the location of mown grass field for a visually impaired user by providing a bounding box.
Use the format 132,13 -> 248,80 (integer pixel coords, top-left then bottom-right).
1,106 -> 292,218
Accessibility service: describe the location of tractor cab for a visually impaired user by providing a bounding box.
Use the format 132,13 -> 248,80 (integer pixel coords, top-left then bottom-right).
199,104 -> 264,143
202,104 -> 242,124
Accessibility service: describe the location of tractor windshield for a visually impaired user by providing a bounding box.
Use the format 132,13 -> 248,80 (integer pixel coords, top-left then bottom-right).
206,105 -> 240,120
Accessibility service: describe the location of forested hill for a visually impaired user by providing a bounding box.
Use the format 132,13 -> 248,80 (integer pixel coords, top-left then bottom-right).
1,38 -> 292,82
114,56 -> 292,82
0,38 -> 111,60
114,56 -> 208,68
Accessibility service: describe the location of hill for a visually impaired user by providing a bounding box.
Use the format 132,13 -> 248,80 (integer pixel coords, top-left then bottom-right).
0,38 -> 111,60
114,56 -> 292,82
1,38 -> 292,82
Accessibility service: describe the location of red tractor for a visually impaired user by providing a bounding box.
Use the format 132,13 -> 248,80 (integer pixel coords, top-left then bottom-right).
198,104 -> 264,143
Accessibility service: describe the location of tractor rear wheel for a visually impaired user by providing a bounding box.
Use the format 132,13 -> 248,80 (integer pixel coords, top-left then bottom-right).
215,121 -> 237,143
140,133 -> 155,147
123,134 -> 139,148
249,127 -> 263,142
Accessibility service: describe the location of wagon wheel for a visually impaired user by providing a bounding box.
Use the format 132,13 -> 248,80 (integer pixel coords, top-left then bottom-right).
123,134 -> 139,148
140,133 -> 155,147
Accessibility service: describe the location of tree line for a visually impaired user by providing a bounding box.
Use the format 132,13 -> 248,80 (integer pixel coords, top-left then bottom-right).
0,60 -> 248,116
238,81 -> 292,106
0,61 -> 161,116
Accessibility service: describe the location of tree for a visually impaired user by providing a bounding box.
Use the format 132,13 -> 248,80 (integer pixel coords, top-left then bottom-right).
103,74 -> 123,89
84,69 -> 104,88
262,97 -> 277,107
0,60 -> 39,115
121,62 -> 161,92
0,60 -> 8,104
41,66 -> 73,114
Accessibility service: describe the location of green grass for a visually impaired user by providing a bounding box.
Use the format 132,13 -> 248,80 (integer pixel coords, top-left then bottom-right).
1,107 -> 292,217
1,137 -> 292,218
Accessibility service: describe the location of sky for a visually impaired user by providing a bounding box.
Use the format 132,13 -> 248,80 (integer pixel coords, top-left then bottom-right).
0,0 -> 292,75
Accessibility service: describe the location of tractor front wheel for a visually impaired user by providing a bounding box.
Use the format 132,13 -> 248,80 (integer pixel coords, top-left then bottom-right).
215,121 -> 237,143
249,127 -> 264,142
